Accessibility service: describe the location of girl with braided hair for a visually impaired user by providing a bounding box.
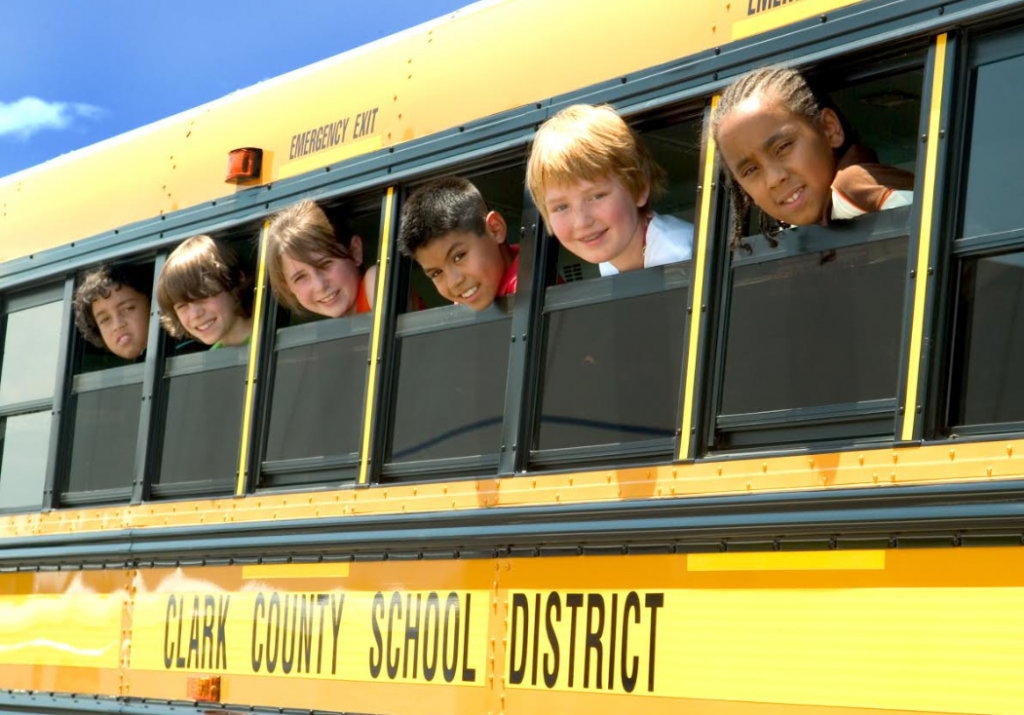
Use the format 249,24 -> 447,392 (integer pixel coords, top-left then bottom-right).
710,67 -> 914,252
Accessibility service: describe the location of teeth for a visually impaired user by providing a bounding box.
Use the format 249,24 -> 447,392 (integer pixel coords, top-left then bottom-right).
319,290 -> 338,304
197,319 -> 215,331
461,286 -> 479,299
782,188 -> 803,205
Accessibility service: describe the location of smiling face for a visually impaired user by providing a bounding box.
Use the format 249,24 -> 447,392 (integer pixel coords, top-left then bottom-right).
173,291 -> 250,347
281,236 -> 364,318
414,211 -> 509,311
92,284 -> 150,360
543,174 -> 649,272
716,94 -> 845,226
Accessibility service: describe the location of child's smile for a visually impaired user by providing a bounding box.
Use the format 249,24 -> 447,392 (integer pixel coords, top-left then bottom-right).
175,291 -> 248,346
415,212 -> 509,311
544,175 -> 649,271
282,243 -> 364,319
717,95 -> 844,226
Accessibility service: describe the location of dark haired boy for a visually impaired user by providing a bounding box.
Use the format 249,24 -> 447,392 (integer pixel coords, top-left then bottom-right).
398,176 -> 517,310
73,264 -> 152,361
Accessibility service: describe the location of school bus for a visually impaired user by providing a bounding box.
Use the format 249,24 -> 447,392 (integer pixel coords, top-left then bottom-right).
1,0 -> 1024,713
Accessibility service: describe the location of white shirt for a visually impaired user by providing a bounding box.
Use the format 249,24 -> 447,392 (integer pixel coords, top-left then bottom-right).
599,213 -> 694,277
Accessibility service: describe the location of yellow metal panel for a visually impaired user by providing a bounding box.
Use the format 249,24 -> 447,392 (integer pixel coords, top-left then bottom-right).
0,594 -> 121,668
901,34 -> 948,441
732,0 -> 867,40
242,563 -> 352,581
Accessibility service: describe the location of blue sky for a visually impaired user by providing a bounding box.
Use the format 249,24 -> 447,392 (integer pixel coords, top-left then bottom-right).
0,0 -> 471,178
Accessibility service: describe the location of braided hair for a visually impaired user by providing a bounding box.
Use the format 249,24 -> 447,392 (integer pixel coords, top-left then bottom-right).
709,67 -> 824,253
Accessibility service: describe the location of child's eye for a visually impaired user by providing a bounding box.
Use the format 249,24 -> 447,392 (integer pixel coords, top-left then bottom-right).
741,164 -> 759,178
98,315 -> 110,326
550,203 -> 568,214
453,252 -> 466,263
590,192 -> 607,201
427,270 -> 442,280
776,140 -> 793,155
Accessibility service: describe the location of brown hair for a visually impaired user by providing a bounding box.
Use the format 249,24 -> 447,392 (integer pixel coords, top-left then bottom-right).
157,235 -> 253,338
266,200 -> 361,314
398,176 -> 488,257
709,67 -> 825,253
527,104 -> 665,227
73,264 -> 152,349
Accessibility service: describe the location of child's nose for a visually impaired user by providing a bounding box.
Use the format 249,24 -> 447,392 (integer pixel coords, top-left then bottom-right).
766,161 -> 788,188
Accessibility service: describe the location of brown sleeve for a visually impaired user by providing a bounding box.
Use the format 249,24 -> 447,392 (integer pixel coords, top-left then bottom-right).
832,162 -> 915,214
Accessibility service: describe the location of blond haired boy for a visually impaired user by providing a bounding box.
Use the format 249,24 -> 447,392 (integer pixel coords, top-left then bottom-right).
527,104 -> 692,276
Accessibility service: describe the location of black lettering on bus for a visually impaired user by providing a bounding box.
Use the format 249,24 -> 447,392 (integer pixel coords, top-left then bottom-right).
186,595 -> 201,668
621,591 -> 640,693
442,592 -> 460,682
543,592 -> 561,688
509,592 -> 529,685
461,593 -> 476,682
175,595 -> 186,668
217,596 -> 229,670
584,594 -> 605,689
531,593 -> 541,685
564,593 -> 584,688
202,595 -> 215,669
280,594 -> 298,674
403,593 -> 422,679
369,591 -> 384,678
645,593 -> 664,692
423,592 -> 440,681
297,594 -> 315,674
330,593 -> 345,675
163,595 -> 177,669
251,593 -> 265,672
316,594 -> 329,673
607,593 -> 618,690
266,592 -> 281,673
386,591 -> 402,679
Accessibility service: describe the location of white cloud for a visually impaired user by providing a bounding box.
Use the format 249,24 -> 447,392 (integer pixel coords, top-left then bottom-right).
0,97 -> 104,140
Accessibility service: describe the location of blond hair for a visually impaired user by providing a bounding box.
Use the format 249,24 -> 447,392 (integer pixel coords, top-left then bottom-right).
266,200 -> 361,314
157,235 -> 252,338
527,104 -> 665,227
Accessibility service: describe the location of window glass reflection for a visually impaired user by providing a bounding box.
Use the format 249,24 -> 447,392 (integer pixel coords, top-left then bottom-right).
0,301 -> 63,407
0,411 -> 50,510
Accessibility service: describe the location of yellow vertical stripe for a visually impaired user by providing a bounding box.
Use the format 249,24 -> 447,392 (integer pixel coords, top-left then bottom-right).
901,34 -> 947,442
235,221 -> 271,495
679,96 -> 719,460
359,187 -> 396,485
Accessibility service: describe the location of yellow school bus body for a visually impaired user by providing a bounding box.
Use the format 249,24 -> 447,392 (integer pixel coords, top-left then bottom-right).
4,0 -> 1024,714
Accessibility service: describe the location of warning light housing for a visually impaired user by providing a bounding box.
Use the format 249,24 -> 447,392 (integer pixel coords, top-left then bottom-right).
186,674 -> 221,702
225,147 -> 262,184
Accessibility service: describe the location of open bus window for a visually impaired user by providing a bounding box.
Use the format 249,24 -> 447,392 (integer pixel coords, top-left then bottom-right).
712,66 -> 923,450
531,114 -> 700,466
383,164 -> 523,478
258,196 -> 381,488
62,262 -> 155,500
946,29 -> 1024,435
0,293 -> 63,511
152,232 -> 258,498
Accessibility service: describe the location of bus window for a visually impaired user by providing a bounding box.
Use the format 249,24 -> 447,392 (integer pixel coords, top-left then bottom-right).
383,164 -> 523,478
531,113 -> 700,466
152,233 -> 258,498
62,263 -> 153,500
946,28 -> 1024,434
0,292 -> 64,511
258,196 -> 381,488
712,67 -> 923,450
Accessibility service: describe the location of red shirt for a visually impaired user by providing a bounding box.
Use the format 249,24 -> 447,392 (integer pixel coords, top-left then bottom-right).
497,245 -> 519,297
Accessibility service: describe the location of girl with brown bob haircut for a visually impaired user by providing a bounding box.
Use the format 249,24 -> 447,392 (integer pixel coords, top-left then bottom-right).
266,200 -> 377,319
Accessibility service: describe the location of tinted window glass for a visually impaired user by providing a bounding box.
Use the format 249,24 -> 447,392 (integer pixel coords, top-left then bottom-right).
66,385 -> 142,493
961,53 -> 1024,238
537,290 -> 686,450
949,252 -> 1024,425
0,411 -> 50,510
720,238 -> 908,415
265,336 -> 368,462
158,366 -> 245,489
389,320 -> 509,463
0,301 -> 63,406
